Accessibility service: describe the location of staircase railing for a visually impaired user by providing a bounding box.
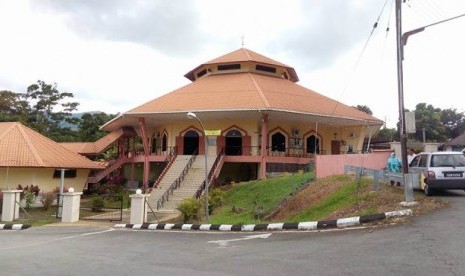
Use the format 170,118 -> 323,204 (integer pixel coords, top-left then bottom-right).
87,156 -> 130,184
156,149 -> 198,210
195,148 -> 225,199
152,146 -> 178,189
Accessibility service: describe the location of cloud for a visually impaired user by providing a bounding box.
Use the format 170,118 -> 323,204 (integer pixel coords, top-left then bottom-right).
33,0 -> 209,57
279,1 -> 388,70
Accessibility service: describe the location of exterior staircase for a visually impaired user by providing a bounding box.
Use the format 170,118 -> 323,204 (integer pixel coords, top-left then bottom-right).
87,156 -> 130,184
147,155 -> 191,207
149,155 -> 215,213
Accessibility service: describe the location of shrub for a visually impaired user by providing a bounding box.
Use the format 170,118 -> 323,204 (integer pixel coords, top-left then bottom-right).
176,198 -> 201,223
106,174 -> 126,185
92,196 -> 105,212
17,184 -> 40,200
52,186 -> 69,194
24,189 -> 36,209
87,183 -> 123,195
209,188 -> 225,208
40,191 -> 56,211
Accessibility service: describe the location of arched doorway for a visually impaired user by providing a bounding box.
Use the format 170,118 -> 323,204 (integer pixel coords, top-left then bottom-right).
271,132 -> 286,152
183,130 -> 199,155
306,134 -> 320,154
225,129 -> 242,155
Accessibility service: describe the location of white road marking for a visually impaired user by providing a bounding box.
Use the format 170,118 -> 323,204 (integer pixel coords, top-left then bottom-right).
0,229 -> 115,251
208,233 -> 272,247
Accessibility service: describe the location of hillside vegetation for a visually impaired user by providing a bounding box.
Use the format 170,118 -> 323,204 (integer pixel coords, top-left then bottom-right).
209,173 -> 447,225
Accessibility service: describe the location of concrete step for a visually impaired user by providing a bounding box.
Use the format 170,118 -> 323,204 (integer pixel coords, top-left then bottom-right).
150,155 -> 217,210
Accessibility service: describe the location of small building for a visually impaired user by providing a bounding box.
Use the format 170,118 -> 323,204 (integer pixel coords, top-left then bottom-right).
441,132 -> 465,152
0,122 -> 103,192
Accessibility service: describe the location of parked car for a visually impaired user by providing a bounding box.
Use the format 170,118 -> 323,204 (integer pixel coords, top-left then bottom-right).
409,151 -> 465,196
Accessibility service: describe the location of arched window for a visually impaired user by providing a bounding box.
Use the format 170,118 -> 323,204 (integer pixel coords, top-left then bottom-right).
151,136 -> 157,154
225,129 -> 242,155
162,133 -> 167,152
271,132 -> 286,152
306,135 -> 320,154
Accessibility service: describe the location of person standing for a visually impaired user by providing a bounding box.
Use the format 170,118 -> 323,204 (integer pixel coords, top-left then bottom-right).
407,148 -> 416,165
387,152 -> 402,173
387,152 -> 402,186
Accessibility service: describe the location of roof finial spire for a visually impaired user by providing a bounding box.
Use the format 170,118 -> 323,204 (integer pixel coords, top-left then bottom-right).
241,35 -> 245,48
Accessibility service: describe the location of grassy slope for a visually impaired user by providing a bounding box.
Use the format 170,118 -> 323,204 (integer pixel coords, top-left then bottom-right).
209,172 -> 314,225
209,173 -> 447,225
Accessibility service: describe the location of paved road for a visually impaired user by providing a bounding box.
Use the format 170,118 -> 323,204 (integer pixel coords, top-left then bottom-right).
1,190 -> 465,275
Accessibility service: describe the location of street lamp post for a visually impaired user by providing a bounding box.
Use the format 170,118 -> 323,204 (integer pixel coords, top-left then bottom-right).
187,112 -> 209,223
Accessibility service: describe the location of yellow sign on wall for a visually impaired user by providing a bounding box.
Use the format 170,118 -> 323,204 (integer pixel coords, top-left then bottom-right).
204,130 -> 221,136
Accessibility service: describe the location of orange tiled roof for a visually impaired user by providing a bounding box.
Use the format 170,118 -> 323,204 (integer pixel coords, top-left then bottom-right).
126,73 -> 378,122
0,122 -> 102,169
60,142 -> 93,154
102,48 -> 382,131
61,127 -> 136,155
184,48 -> 299,82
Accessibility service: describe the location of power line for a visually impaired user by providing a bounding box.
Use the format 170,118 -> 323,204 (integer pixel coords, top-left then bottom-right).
328,0 -> 391,120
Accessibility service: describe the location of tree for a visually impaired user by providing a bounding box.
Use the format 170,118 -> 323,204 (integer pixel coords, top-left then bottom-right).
413,103 -> 447,142
21,80 -> 80,141
0,90 -> 29,122
78,112 -> 117,142
441,108 -> 465,138
375,127 -> 398,141
354,105 -> 373,115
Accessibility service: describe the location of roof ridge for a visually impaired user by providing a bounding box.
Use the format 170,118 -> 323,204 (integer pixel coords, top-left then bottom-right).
248,73 -> 270,108
242,48 -> 252,60
17,124 -> 45,166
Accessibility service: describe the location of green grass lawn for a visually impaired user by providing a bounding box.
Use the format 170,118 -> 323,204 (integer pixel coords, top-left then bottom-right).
290,176 -> 371,222
209,172 -> 315,224
7,206 -> 61,227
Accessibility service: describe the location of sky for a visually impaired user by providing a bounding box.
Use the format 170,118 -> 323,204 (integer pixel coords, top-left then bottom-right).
0,0 -> 464,128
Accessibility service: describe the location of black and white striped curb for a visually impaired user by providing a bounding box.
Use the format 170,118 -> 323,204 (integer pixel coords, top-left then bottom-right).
0,224 -> 31,230
114,209 -> 412,231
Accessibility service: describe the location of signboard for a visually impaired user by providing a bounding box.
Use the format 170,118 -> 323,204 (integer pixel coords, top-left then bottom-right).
405,111 -> 416,134
204,130 -> 221,136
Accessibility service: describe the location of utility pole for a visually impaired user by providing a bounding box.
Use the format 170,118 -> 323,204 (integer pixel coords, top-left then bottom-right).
395,0 -> 409,173
395,2 -> 465,173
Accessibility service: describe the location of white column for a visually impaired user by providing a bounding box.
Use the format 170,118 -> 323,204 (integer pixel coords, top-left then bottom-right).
130,193 -> 147,224
61,191 -> 83,223
1,190 -> 22,222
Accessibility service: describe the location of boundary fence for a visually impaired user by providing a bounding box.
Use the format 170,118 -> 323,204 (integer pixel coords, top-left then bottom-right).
344,165 -> 420,203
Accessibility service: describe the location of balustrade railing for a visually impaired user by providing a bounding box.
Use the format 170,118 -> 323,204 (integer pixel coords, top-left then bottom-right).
152,146 -> 178,189
156,149 -> 198,210
222,146 -> 323,157
195,148 -> 225,199
266,147 -> 325,158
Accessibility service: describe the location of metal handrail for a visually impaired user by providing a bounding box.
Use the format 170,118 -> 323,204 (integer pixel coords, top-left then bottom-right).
87,156 -> 131,184
153,146 -> 178,189
195,148 -> 225,199
156,149 -> 198,210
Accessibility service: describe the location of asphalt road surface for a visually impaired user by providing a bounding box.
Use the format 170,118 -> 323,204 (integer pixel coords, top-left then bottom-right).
1,190 -> 465,276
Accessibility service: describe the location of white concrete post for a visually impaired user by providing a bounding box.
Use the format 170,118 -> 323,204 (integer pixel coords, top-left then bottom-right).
1,190 -> 23,222
130,191 -> 147,224
61,190 -> 83,223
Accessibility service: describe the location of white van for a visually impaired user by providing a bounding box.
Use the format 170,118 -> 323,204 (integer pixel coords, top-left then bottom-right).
409,151 -> 465,196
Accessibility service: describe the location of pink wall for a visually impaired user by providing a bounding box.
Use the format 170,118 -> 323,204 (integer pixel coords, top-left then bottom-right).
315,150 -> 391,179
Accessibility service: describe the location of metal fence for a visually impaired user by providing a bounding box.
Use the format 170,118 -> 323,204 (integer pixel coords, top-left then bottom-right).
344,165 -> 420,202
79,194 -> 124,221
